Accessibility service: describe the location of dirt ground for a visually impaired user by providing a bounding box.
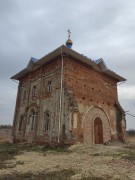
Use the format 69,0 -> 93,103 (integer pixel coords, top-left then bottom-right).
0,136 -> 135,180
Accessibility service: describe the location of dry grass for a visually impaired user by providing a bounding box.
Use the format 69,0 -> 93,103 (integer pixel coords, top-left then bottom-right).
0,136 -> 135,179
0,169 -> 76,180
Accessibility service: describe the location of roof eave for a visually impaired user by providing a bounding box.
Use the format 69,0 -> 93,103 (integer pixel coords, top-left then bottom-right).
10,68 -> 30,80
103,69 -> 126,82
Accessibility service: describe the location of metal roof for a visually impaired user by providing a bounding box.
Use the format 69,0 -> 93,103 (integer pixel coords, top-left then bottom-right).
31,57 -> 38,62
11,45 -> 126,82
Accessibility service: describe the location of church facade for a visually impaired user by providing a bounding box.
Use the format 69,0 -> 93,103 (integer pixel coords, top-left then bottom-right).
11,42 -> 126,145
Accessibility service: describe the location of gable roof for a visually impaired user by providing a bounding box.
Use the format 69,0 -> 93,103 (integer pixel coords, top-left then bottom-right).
11,45 -> 126,82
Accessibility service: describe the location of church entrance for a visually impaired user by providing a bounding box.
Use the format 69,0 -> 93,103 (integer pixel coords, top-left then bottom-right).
94,117 -> 103,144
84,107 -> 111,144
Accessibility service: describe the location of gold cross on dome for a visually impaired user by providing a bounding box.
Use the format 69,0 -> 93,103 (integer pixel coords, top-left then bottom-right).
67,29 -> 71,38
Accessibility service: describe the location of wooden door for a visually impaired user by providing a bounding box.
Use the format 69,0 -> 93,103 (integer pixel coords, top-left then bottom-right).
94,117 -> 103,144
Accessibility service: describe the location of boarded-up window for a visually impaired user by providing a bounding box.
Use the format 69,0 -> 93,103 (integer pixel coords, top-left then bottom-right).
23,90 -> 26,101
19,116 -> 23,131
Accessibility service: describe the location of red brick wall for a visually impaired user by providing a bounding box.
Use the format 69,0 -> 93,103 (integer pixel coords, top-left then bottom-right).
64,57 -> 117,105
64,56 -> 118,143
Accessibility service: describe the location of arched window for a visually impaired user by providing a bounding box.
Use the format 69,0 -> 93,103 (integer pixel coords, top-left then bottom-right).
23,90 -> 26,101
44,112 -> 51,132
32,85 -> 36,97
47,81 -> 52,92
31,110 -> 36,131
19,116 -> 23,131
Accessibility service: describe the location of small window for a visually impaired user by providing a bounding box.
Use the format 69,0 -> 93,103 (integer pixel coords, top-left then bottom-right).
31,110 -> 36,131
19,116 -> 23,131
32,86 -> 36,97
23,90 -> 26,101
47,81 -> 52,92
44,112 -> 51,131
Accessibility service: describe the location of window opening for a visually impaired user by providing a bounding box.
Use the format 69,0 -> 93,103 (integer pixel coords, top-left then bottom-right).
31,110 -> 36,130
32,86 -> 36,97
44,112 -> 50,131
47,81 -> 52,92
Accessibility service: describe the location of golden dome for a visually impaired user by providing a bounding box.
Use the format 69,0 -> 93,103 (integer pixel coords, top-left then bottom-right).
66,38 -> 73,46
66,38 -> 73,45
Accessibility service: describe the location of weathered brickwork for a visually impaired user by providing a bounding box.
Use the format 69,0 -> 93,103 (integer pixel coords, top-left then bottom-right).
83,107 -> 111,143
11,45 -> 126,145
64,57 -> 126,143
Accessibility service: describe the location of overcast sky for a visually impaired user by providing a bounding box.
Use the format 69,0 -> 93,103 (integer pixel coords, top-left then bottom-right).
0,0 -> 135,129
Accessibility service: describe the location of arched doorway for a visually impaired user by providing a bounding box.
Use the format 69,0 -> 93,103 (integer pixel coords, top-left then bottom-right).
83,107 -> 111,144
94,117 -> 103,144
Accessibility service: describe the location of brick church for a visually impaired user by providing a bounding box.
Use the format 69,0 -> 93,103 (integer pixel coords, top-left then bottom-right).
11,33 -> 126,144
